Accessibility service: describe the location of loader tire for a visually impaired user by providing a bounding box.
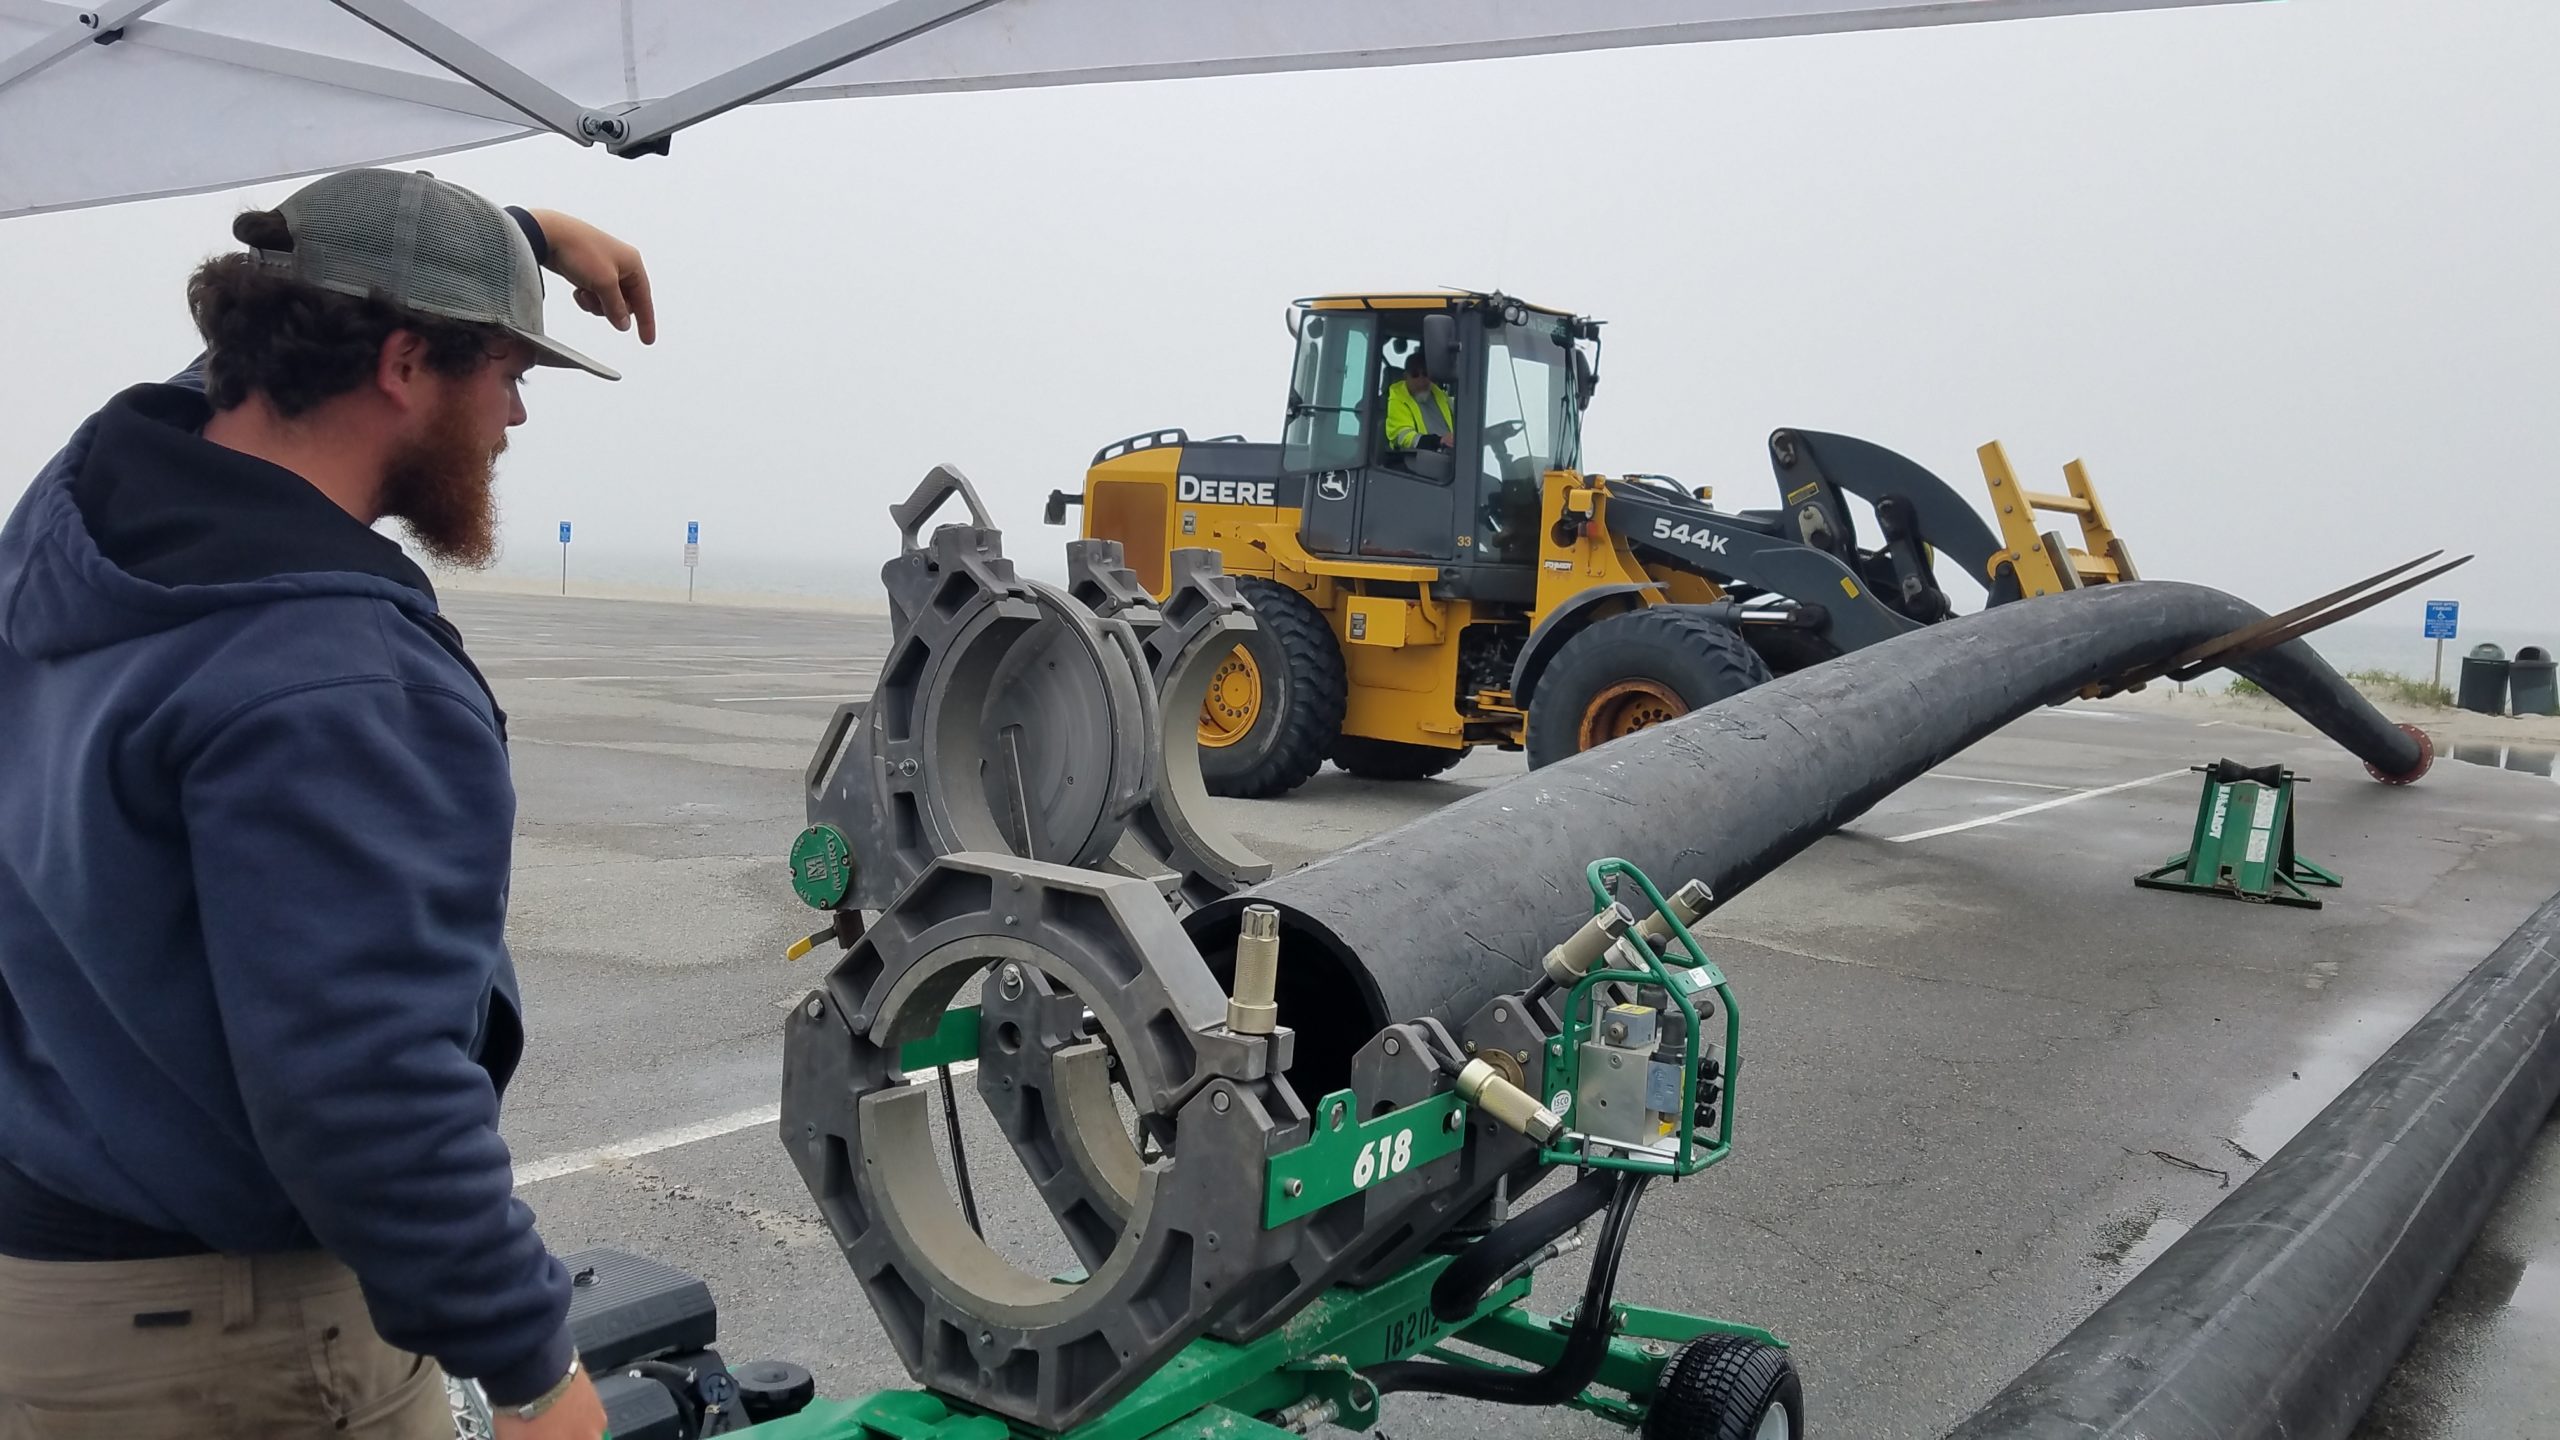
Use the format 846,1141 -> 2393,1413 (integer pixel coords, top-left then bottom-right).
1199,578 -> 1346,799
1330,735 -> 1467,782
1525,606 -> 1772,769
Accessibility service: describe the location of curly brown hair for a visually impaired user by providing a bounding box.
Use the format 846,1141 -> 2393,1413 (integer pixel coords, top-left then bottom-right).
185,208 -> 505,418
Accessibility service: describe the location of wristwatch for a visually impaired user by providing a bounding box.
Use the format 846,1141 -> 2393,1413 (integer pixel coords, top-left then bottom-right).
511,1356 -> 583,1422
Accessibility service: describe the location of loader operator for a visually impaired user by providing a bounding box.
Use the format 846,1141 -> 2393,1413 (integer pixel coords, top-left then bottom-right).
0,169 -> 656,1439
1385,351 -> 1456,454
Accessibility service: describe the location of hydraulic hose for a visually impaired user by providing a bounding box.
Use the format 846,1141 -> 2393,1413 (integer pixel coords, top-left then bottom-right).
1187,580 -> 2431,1095
1427,1170 -> 1619,1324
1366,1171 -> 1649,1404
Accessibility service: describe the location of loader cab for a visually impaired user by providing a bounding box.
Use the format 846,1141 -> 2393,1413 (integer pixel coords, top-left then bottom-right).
1282,292 -> 1596,601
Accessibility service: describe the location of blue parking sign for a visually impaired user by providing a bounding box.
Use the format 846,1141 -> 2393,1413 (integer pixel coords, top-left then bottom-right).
559,521 -> 572,544
2423,599 -> 2457,640
687,521 -> 699,544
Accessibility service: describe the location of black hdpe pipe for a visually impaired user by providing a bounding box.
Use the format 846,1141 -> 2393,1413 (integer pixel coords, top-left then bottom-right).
1947,886 -> 2560,1439
1187,580 -> 2432,1094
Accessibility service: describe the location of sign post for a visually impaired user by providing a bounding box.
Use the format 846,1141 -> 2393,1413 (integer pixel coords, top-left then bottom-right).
558,520 -> 571,595
684,520 -> 700,602
2424,599 -> 2459,694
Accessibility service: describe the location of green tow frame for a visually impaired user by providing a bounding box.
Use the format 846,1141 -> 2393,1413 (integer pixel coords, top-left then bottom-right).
745,1249 -> 1782,1440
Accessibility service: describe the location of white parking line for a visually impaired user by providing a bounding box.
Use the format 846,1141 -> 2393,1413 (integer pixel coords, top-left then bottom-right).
1925,772 -> 2079,792
715,692 -> 871,704
514,1105 -> 780,1186
515,1061 -> 977,1187
1888,768 -> 2188,843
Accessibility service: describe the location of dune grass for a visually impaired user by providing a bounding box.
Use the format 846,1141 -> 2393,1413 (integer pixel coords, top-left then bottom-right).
2225,670 -> 2450,708
2344,668 -> 2455,709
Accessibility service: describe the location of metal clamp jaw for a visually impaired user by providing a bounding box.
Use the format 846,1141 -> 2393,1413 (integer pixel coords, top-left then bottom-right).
797,473 -> 1270,920
780,854 -> 1310,1433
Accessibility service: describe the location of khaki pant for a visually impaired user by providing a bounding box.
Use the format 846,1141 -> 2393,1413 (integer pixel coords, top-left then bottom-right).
0,1249 -> 450,1439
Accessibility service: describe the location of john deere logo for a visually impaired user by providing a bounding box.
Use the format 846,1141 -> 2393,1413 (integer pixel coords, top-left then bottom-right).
1177,475 -> 1277,506
1317,474 -> 1350,500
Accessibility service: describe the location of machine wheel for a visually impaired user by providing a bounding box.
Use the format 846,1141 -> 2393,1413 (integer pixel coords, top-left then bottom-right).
1200,578 -> 1346,798
1330,734 -> 1466,782
1525,606 -> 1773,768
1642,1335 -> 1804,1440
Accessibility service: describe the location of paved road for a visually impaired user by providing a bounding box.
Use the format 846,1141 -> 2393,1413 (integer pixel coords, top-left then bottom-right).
451,592 -> 2560,1439
2358,1116 -> 2560,1438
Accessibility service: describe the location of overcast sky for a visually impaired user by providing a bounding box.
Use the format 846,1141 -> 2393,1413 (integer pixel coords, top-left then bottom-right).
3,0 -> 2552,636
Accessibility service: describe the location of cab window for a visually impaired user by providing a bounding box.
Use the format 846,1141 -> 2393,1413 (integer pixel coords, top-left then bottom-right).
1281,312 -> 1374,474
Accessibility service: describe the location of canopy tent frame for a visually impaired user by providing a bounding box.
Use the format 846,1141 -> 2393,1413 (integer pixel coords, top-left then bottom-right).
0,0 -> 1001,150
326,0 -> 1001,155
0,0 -> 2261,219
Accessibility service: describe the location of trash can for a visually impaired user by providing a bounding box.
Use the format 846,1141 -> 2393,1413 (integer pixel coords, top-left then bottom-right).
2510,646 -> 2558,717
2459,643 -> 2510,715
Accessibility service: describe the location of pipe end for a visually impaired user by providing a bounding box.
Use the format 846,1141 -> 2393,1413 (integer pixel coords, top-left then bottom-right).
2365,723 -> 2434,786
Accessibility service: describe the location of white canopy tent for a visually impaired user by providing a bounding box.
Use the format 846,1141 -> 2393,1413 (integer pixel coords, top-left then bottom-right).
1,0 -> 2256,220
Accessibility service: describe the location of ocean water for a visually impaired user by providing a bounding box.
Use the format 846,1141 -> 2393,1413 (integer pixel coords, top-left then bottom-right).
2284,619 -> 2560,688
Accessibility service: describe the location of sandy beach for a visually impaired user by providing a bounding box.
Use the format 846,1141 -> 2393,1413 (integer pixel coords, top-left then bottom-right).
2103,679 -> 2560,750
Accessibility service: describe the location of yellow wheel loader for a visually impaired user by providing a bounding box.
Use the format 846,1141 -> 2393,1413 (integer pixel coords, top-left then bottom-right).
1045,290 -> 2135,797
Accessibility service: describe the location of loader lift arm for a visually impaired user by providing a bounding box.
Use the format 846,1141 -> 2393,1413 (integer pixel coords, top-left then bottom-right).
1575,425 -> 2089,666
1592,480 -> 1926,659
1764,428 -> 2018,611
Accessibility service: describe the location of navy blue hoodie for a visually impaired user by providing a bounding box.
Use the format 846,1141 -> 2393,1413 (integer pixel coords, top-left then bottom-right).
0,365 -> 573,1406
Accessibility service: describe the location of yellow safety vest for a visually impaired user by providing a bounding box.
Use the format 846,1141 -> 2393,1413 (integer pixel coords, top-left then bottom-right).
1384,382 -> 1454,451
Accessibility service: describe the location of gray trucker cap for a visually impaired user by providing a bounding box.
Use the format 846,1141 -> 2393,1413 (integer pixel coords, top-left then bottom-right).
245,167 -> 619,381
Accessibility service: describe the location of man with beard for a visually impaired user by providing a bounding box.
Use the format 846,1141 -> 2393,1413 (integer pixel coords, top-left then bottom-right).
0,169 -> 655,1439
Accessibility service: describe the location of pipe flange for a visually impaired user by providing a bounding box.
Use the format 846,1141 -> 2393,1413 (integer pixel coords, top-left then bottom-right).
780,854 -> 1311,1432
2366,721 -> 2434,786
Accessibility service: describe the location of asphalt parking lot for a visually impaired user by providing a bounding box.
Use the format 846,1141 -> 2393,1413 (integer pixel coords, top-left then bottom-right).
455,591 -> 2560,1438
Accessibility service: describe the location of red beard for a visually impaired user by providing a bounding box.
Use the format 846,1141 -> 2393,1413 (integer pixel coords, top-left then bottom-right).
381,390 -> 505,569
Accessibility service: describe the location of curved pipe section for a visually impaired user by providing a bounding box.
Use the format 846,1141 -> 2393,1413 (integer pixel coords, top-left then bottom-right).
1190,580 -> 2429,1091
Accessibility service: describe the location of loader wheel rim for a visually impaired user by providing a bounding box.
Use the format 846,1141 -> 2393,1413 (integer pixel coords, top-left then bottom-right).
1199,647 -> 1262,750
1581,679 -> 1687,747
